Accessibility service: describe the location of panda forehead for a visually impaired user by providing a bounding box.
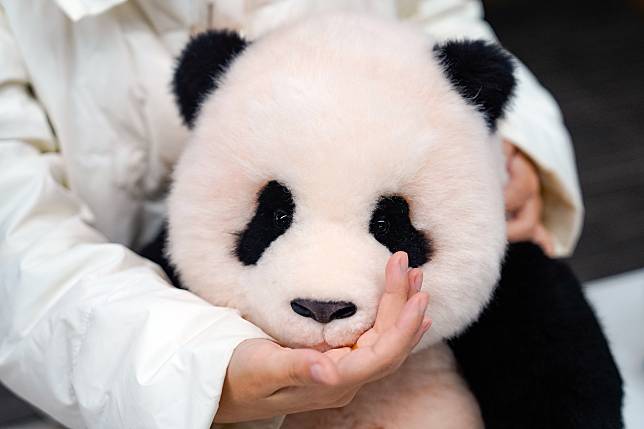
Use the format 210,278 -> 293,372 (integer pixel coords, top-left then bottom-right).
196,74 -> 483,204
195,51 -> 471,171
196,82 -> 443,208
190,14 -> 491,163
200,13 -> 465,128
190,15 -> 491,213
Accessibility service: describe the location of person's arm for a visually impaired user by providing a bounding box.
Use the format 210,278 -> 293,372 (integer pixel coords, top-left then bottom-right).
0,10 -> 270,428
403,0 -> 584,256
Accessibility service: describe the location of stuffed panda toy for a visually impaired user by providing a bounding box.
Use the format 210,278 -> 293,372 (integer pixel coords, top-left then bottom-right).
142,13 -> 623,429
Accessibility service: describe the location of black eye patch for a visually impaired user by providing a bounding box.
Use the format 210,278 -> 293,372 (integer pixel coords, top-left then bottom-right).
235,181 -> 295,265
369,196 -> 431,267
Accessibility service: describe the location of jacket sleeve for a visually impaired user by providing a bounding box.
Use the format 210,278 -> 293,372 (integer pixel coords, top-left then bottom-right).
0,10 -> 270,429
403,0 -> 584,256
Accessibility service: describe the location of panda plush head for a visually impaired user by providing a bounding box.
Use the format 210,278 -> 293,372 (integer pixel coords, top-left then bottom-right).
167,14 -> 515,351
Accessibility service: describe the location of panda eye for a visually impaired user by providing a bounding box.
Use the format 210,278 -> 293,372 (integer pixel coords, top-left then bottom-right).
368,196 -> 432,268
373,217 -> 390,235
273,208 -> 292,229
235,181 -> 295,265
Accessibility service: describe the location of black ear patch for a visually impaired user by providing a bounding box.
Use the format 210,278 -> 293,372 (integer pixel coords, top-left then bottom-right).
369,196 -> 431,268
433,40 -> 516,130
235,181 -> 295,265
172,30 -> 248,128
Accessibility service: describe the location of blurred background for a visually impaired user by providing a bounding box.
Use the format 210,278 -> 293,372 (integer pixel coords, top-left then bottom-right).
483,2 -> 644,427
1,0 -> 642,427
485,0 -> 644,282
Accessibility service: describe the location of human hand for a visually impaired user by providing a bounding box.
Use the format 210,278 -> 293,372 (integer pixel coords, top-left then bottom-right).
214,252 -> 430,423
503,140 -> 555,256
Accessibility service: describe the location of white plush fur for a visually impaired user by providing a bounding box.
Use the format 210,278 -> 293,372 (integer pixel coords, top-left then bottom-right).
168,13 -> 506,428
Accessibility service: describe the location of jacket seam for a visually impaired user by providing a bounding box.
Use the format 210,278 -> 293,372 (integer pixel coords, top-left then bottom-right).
69,302 -> 96,411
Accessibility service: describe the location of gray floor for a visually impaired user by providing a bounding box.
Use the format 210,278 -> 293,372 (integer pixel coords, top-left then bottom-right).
585,269 -> 644,429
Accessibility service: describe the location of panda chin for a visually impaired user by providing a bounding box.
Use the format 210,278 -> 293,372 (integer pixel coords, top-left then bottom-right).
321,331 -> 365,352
304,337 -> 359,353
269,326 -> 366,352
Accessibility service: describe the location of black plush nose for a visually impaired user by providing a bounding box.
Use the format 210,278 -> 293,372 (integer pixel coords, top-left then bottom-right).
290,299 -> 357,324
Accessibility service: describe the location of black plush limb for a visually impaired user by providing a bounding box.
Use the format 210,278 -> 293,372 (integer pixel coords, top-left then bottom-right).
139,223 -> 184,289
449,242 -> 623,429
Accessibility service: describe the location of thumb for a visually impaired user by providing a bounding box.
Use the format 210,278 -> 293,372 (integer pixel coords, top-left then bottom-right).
269,347 -> 340,388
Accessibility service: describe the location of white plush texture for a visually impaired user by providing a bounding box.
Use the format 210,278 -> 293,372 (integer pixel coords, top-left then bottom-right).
167,13 -> 506,351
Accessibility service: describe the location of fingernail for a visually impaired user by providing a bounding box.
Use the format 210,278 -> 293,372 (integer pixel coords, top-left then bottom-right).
310,364 -> 325,383
413,271 -> 423,291
418,294 -> 428,316
399,253 -> 408,276
421,317 -> 432,332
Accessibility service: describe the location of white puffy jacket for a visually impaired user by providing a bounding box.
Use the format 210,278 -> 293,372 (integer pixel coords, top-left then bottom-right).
0,0 -> 583,428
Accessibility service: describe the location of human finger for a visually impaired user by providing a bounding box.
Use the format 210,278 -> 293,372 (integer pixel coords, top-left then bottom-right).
407,268 -> 423,299
507,195 -> 541,242
410,317 -> 432,348
324,347 -> 352,364
265,346 -> 340,389
374,252 -> 411,331
370,292 -> 429,374
505,153 -> 540,213
533,224 -> 555,256
334,292 -> 428,383
502,139 -> 517,168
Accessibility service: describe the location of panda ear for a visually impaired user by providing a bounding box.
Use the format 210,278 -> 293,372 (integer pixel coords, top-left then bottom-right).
433,40 -> 516,130
172,30 -> 248,128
